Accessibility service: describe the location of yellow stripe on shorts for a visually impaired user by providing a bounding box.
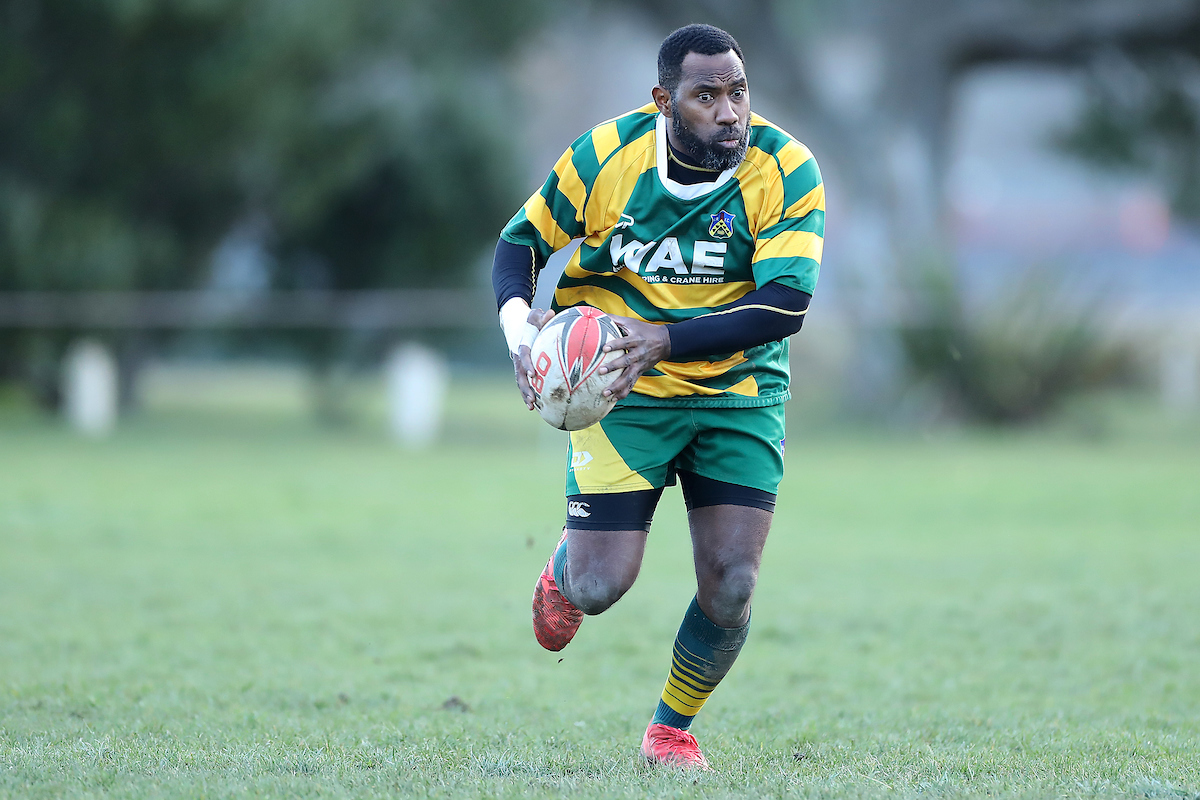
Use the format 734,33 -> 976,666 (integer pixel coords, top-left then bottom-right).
568,422 -> 653,493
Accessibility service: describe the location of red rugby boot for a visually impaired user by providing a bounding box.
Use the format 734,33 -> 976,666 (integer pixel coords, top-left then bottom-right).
532,530 -> 583,651
641,723 -> 711,769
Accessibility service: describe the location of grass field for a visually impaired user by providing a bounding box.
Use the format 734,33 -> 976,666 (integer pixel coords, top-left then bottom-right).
2,374 -> 1199,798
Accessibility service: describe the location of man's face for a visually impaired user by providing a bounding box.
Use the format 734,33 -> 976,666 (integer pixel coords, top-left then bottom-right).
665,50 -> 750,172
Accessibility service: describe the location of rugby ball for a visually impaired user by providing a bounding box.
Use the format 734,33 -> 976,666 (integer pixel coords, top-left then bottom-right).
528,306 -> 625,431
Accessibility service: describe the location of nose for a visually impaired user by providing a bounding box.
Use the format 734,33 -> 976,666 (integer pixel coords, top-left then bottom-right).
714,96 -> 739,126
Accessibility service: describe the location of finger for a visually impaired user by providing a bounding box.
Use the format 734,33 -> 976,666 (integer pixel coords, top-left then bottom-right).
602,336 -> 636,353
514,371 -> 535,409
602,365 -> 639,399
514,348 -> 537,409
597,352 -> 634,375
517,345 -> 535,375
515,373 -> 536,409
604,314 -> 634,335
516,347 -> 540,410
603,375 -> 634,400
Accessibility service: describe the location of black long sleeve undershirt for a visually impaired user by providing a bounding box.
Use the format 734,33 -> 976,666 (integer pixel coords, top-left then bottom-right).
666,282 -> 810,359
492,238 -> 538,310
491,236 -> 810,358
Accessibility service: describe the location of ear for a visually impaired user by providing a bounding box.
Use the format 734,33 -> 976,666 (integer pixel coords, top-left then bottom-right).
651,85 -> 672,117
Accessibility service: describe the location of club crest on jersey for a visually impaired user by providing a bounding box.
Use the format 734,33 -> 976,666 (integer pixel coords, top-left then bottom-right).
709,210 -> 736,239
542,307 -> 620,395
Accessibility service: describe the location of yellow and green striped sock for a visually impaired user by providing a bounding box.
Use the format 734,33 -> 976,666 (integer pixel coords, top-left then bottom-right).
651,596 -> 750,730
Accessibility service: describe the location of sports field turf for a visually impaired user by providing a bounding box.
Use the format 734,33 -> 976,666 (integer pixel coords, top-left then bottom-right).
2,375 -> 1199,798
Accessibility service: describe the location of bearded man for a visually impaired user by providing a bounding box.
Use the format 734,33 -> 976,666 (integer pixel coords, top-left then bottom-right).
491,23 -> 825,768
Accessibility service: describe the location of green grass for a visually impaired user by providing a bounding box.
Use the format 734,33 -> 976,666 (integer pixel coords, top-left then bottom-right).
2,376 -> 1199,798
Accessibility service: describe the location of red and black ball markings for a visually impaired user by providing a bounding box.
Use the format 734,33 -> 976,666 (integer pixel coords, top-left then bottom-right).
540,307 -> 622,395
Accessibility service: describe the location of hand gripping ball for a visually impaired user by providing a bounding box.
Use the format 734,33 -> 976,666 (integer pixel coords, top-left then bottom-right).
528,306 -> 625,431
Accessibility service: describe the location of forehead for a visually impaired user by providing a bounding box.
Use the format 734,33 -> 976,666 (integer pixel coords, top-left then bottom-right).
679,50 -> 746,87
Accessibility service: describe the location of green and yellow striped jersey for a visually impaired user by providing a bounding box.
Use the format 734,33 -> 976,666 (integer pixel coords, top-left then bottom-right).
501,103 -> 824,408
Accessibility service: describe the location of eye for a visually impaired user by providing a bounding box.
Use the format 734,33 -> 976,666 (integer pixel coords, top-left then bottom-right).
698,92 -> 713,102
732,88 -> 746,99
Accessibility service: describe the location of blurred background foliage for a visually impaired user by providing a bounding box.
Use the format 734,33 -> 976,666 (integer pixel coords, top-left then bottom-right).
0,0 -> 545,294
1053,11 -> 1200,222
1,0 -> 1199,426
897,266 -> 1137,424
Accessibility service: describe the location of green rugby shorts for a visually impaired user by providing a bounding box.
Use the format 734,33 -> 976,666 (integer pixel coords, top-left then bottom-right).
565,403 -> 786,497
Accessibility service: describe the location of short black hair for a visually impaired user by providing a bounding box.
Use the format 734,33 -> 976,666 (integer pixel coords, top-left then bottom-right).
657,24 -> 745,92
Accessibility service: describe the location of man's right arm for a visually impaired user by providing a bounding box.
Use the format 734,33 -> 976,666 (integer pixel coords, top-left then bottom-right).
493,124 -> 608,405
492,238 -> 541,360
490,238 -> 547,410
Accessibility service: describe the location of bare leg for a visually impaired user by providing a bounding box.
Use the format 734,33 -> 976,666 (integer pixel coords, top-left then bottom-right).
562,528 -> 648,615
641,503 -> 769,750
687,505 -> 772,628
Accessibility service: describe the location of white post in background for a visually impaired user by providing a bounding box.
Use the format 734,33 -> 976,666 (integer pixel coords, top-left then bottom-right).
1160,339 -> 1199,415
64,339 -> 118,437
385,342 -> 448,447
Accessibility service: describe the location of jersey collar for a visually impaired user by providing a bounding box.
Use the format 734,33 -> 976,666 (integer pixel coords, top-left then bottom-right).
655,113 -> 737,201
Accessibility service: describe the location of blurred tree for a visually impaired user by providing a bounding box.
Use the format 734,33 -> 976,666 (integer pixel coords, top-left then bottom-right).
0,0 -> 546,409
2,0 -> 244,291
0,0 -> 545,293
898,264 -> 1136,424
1046,19 -> 1200,220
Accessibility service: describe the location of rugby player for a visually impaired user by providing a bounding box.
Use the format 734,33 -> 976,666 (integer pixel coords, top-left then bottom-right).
491,23 -> 824,768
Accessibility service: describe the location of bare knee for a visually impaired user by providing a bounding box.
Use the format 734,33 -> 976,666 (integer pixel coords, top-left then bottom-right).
565,568 -> 636,615
701,563 -> 758,627
560,528 -> 645,615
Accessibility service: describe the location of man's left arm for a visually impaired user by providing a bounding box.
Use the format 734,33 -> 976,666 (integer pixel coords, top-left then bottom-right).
597,282 -> 809,398
664,282 -> 811,358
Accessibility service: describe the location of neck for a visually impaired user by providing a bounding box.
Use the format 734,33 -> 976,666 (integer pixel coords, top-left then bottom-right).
666,139 -> 721,187
669,135 -> 720,170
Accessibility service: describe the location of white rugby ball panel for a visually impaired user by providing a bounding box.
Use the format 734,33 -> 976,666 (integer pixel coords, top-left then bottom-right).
529,307 -> 624,431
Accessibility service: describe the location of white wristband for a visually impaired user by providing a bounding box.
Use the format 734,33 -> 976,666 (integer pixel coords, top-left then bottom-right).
519,321 -> 540,351
499,297 -> 533,356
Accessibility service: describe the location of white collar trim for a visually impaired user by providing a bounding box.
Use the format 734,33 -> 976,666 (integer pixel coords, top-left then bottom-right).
655,113 -> 737,200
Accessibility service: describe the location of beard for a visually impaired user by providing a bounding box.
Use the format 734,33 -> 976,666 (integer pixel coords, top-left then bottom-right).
670,99 -> 750,172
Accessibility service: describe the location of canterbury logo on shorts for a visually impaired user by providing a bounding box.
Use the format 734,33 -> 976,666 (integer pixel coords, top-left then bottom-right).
567,501 -> 592,518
